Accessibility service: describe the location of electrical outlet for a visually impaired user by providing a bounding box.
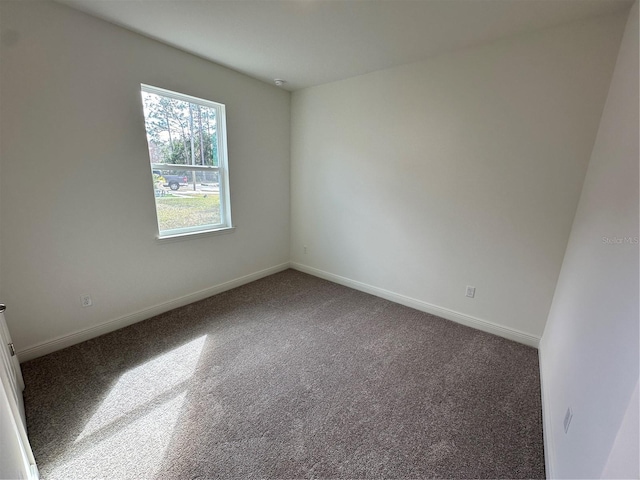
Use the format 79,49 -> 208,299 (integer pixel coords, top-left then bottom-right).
465,286 -> 476,298
80,294 -> 93,307
563,407 -> 573,433
303,245 -> 308,254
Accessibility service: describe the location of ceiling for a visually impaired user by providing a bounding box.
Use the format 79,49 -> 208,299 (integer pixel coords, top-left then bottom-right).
55,0 -> 633,91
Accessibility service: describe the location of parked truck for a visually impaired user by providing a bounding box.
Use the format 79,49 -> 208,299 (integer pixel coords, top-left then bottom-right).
152,170 -> 189,190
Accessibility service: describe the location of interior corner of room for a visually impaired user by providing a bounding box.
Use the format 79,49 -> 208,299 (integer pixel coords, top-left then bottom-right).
0,0 -> 637,478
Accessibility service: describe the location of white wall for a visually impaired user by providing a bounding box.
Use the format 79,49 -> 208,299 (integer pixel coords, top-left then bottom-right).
0,1 -> 291,358
290,13 -> 626,343
601,380 -> 639,479
539,2 -> 639,478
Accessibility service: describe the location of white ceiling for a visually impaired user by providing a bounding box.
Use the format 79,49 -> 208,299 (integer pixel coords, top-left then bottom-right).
55,0 -> 633,91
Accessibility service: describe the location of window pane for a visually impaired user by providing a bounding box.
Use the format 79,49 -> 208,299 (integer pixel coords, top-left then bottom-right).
152,169 -> 222,234
141,91 -> 219,167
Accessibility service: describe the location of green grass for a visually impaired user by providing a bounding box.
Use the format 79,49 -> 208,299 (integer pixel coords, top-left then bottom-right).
155,194 -> 221,231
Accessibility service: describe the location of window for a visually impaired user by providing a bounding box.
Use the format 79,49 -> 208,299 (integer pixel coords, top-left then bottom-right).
140,84 -> 232,238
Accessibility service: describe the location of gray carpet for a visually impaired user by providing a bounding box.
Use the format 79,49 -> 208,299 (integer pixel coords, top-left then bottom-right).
22,269 -> 545,479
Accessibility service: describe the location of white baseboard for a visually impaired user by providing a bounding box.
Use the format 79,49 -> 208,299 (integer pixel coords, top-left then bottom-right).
538,343 -> 555,479
291,262 -> 540,348
17,263 -> 291,362
19,261 -> 540,361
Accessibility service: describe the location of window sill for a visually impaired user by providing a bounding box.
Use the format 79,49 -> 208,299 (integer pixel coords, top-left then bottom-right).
156,226 -> 236,243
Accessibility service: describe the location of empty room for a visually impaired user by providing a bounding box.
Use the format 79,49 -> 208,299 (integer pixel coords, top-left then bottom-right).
0,0 -> 637,478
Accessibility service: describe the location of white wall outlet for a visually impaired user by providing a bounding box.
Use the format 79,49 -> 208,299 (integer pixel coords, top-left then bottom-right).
563,407 -> 573,433
80,294 -> 93,307
465,286 -> 476,298
303,245 -> 308,254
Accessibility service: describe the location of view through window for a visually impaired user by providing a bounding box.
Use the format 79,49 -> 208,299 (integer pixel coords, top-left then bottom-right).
141,84 -> 232,238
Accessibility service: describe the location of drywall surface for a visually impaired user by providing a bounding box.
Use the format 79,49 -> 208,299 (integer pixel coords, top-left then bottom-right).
291,13 -> 626,340
539,2 -> 639,478
601,380 -> 639,479
0,1 -> 290,354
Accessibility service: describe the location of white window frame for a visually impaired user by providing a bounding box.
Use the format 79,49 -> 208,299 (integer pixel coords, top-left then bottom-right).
141,84 -> 233,239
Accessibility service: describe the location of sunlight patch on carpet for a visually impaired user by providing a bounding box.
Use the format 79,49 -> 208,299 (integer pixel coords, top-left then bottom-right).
75,335 -> 206,443
50,391 -> 188,479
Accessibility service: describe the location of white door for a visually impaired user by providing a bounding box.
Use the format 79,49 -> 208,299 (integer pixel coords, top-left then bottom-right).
0,304 -> 39,479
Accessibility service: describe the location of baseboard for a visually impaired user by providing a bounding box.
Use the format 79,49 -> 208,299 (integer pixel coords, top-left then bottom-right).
291,262 -> 540,348
17,262 -> 291,362
19,261 -> 539,361
538,343 -> 555,479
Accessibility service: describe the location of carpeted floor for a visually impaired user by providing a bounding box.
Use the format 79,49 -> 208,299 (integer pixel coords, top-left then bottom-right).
22,269 -> 545,479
